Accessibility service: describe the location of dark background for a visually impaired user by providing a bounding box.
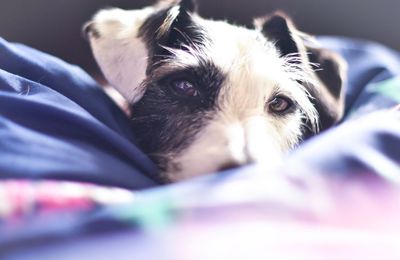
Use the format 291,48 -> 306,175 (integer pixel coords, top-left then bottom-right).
1,0 -> 399,77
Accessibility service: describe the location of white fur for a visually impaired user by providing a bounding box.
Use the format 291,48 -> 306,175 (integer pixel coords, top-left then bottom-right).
160,17 -> 318,180
88,7 -> 155,103
169,116 -> 284,181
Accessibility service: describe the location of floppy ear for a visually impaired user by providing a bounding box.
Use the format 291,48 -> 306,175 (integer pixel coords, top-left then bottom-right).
255,12 -> 303,59
256,13 -> 347,137
86,0 -> 198,103
303,43 -> 347,135
139,0 -> 203,73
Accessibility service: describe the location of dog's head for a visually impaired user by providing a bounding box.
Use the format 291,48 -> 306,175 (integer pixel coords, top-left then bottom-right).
85,0 -> 346,182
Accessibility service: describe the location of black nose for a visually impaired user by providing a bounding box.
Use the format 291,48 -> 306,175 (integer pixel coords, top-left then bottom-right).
218,162 -> 242,172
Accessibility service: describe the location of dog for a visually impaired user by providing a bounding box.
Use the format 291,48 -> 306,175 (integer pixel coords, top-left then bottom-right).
84,0 -> 346,182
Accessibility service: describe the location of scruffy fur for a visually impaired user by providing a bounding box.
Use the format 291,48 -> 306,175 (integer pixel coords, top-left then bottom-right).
84,0 -> 346,182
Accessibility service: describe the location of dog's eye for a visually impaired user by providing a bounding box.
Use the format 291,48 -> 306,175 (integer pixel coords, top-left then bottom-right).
268,96 -> 293,114
170,80 -> 199,98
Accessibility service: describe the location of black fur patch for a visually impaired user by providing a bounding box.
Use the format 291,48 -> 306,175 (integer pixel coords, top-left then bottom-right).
130,63 -> 225,175
180,0 -> 197,13
303,46 -> 345,135
139,5 -> 207,74
132,6 -> 225,176
261,13 -> 299,57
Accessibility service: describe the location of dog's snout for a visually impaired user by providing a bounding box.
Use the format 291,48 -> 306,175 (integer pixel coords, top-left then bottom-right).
82,22 -> 100,40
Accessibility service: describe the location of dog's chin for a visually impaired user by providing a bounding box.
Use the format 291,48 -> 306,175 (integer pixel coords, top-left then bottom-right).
162,156 -> 284,183
164,160 -> 226,182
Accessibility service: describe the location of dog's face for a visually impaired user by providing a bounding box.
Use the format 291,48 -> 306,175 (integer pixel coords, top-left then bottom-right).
85,0 -> 346,182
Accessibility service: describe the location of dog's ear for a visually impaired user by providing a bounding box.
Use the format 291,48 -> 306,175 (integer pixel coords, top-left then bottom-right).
302,44 -> 347,136
139,0 -> 202,73
87,0 -> 198,104
256,13 -> 347,136
255,12 -> 303,58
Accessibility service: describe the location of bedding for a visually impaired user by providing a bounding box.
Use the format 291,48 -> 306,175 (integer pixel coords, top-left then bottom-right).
0,36 -> 400,259
0,38 -> 159,188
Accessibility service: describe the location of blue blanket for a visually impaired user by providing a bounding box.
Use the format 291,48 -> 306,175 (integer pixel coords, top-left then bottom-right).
0,38 -> 159,189
1,36 -> 400,258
